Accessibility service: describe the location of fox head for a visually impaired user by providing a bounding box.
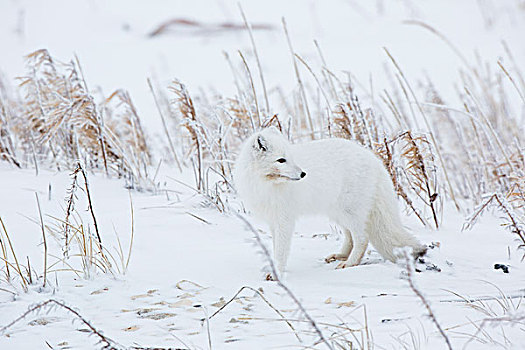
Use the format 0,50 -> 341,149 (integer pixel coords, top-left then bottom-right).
244,127 -> 306,183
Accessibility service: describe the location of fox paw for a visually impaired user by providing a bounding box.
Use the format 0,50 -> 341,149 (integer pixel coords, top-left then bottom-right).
336,261 -> 359,269
325,253 -> 349,263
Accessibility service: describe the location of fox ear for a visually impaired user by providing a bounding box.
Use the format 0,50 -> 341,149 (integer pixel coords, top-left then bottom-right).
255,135 -> 267,152
267,125 -> 280,134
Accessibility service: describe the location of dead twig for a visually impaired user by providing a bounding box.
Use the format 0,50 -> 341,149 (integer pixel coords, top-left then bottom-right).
404,252 -> 453,350
76,162 -> 102,246
147,78 -> 182,171
35,193 -> 47,287
463,193 -> 525,254
208,285 -> 301,342
0,299 -> 122,349
239,4 -> 270,114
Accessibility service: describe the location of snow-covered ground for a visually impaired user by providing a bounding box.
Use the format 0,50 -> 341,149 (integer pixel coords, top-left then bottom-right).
1,0 -> 525,349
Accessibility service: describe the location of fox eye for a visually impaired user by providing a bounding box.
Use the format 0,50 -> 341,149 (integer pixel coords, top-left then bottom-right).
276,158 -> 286,163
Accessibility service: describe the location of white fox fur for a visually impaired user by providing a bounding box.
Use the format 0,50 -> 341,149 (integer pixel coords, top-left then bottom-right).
234,127 -> 426,275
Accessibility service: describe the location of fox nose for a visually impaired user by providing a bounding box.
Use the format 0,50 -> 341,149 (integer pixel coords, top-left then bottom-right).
300,171 -> 306,178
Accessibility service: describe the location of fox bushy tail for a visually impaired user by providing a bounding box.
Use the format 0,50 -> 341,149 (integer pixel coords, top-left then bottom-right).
367,172 -> 427,261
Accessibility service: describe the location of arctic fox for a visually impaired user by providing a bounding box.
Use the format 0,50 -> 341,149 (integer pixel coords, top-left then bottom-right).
234,127 -> 426,275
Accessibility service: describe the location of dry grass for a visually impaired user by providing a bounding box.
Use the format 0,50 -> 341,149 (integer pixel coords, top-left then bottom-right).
443,283 -> 525,348
6,49 -> 152,189
45,162 -> 136,279
0,216 -> 29,291
0,161 -> 136,293
0,74 -> 21,168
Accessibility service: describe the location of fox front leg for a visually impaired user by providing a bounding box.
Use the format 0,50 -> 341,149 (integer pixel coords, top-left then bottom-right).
270,218 -> 295,278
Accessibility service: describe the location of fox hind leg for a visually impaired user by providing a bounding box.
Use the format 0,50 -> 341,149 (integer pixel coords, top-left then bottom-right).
336,221 -> 368,269
325,228 -> 353,263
